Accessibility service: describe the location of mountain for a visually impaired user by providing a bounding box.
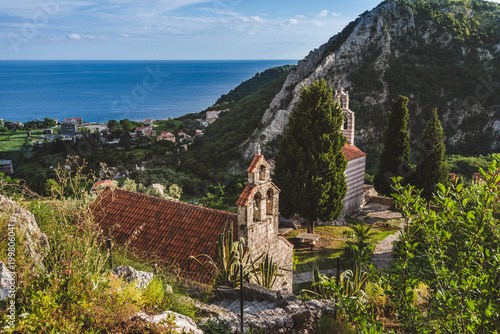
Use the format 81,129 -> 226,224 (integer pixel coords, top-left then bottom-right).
189,0 -> 500,175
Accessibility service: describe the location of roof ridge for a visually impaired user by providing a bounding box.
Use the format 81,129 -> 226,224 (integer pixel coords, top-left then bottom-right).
106,187 -> 237,217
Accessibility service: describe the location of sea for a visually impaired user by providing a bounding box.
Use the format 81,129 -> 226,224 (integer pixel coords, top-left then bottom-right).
0,60 -> 296,123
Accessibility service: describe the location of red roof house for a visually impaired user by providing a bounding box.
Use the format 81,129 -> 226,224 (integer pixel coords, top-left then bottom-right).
91,188 -> 237,284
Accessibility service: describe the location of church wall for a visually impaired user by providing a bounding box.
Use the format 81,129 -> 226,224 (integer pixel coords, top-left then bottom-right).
343,156 -> 366,214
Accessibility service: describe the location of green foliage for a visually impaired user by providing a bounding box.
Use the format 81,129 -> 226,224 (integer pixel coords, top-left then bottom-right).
274,79 -> 347,233
389,162 -> 500,332
199,319 -> 232,334
182,65 -> 292,174
447,153 -> 495,178
251,252 -> 282,289
413,108 -> 449,200
121,177 -> 138,192
214,65 -> 295,106
343,221 -> 376,268
373,96 -> 412,196
189,224 -> 254,287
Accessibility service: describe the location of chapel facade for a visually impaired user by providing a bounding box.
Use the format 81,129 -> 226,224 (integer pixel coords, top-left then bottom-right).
335,87 -> 367,214
236,152 -> 294,291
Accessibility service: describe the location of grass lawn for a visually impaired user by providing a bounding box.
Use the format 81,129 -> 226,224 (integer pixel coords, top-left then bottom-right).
287,222 -> 400,273
0,130 -> 44,155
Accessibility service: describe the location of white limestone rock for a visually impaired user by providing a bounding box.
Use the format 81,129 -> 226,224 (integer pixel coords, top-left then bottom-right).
136,311 -> 203,334
0,262 -> 14,302
0,195 -> 49,270
113,266 -> 153,289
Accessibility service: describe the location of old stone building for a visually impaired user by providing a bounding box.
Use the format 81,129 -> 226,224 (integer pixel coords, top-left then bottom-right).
337,88 -> 366,214
236,152 -> 294,291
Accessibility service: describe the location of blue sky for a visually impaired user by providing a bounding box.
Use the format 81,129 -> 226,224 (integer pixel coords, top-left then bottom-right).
1,0 -> 499,60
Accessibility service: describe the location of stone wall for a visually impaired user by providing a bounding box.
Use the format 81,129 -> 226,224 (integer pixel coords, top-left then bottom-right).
343,155 -> 366,214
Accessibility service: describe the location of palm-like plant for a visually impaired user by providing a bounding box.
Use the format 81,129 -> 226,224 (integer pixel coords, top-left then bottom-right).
343,220 -> 376,267
251,252 -> 282,289
188,224 -> 254,287
308,266 -> 370,300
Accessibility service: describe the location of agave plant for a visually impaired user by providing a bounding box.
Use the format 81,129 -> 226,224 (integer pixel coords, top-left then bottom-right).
307,266 -> 370,300
188,223 -> 255,287
251,252 -> 282,289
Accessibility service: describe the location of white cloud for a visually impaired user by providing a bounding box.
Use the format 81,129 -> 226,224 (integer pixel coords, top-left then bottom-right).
311,20 -> 324,27
331,12 -> 341,17
312,10 -> 329,18
120,33 -> 129,38
67,33 -> 82,40
287,18 -> 298,25
84,35 -> 107,40
295,14 -> 305,19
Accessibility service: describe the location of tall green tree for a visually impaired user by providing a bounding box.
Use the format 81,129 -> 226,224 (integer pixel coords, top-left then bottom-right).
413,108 -> 449,200
274,79 -> 347,233
373,95 -> 411,196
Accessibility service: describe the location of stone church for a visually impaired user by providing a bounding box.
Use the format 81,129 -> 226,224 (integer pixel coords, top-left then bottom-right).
335,88 -> 367,215
236,152 -> 294,291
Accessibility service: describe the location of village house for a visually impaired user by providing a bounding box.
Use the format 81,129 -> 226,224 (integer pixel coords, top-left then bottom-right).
195,129 -> 204,137
144,119 -> 153,126
135,125 -> 156,137
64,117 -> 83,124
60,122 -> 78,135
92,153 -> 294,291
157,131 -> 176,143
0,160 -> 13,174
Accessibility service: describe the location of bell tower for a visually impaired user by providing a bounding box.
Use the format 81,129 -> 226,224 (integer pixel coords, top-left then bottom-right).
236,152 -> 293,291
335,87 -> 355,145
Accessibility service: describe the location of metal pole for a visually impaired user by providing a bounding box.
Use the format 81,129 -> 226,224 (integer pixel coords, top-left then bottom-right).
106,238 -> 113,269
336,256 -> 340,285
335,256 -> 340,321
240,263 -> 244,333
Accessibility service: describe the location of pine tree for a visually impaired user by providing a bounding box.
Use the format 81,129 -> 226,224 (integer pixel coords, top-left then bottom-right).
414,108 -> 449,200
274,79 -> 347,233
373,95 -> 411,196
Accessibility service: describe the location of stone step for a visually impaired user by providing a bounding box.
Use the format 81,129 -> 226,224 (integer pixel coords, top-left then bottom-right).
218,299 -> 233,309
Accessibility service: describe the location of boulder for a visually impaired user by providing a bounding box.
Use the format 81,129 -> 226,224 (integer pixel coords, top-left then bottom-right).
0,195 -> 49,270
112,266 -> 153,289
0,262 -> 14,302
136,311 -> 203,334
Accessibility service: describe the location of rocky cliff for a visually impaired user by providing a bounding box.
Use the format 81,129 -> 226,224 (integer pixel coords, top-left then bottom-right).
243,0 -> 500,164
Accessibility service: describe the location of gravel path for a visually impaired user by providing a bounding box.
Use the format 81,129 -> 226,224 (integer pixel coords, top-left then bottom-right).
372,230 -> 401,270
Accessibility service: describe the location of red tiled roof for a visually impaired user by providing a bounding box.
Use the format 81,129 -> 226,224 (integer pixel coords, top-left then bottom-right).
247,154 -> 264,173
342,143 -> 366,161
91,188 -> 237,284
236,185 -> 256,206
91,180 -> 116,190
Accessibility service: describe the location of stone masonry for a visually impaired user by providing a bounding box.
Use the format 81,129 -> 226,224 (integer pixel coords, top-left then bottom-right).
236,152 -> 294,292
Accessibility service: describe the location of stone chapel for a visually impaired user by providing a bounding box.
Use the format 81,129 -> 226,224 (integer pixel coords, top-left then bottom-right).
236,150 -> 294,291
335,87 -> 367,214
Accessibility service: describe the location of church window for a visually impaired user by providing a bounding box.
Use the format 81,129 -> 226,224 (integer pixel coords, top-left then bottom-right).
266,189 -> 274,215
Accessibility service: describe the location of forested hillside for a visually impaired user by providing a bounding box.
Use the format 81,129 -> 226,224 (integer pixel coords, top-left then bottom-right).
189,0 -> 500,175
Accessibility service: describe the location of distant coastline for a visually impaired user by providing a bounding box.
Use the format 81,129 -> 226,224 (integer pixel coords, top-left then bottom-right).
0,60 -> 297,123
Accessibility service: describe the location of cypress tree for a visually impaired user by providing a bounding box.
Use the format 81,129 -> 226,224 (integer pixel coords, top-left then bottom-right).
414,108 -> 449,200
373,95 -> 411,196
274,79 -> 347,233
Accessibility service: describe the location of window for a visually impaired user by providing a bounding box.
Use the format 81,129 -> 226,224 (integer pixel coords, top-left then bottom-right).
259,165 -> 266,181
253,193 -> 262,221
266,189 -> 274,215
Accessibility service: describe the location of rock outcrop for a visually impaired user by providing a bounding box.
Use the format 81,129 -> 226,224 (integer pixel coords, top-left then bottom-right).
112,266 -> 154,289
0,195 -> 49,270
135,311 -> 203,334
242,0 -> 500,159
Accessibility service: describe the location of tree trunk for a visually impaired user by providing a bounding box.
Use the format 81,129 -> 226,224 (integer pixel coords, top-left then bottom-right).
307,219 -> 315,234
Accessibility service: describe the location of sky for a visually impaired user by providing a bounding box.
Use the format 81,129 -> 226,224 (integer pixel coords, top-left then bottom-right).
1,0 -> 499,60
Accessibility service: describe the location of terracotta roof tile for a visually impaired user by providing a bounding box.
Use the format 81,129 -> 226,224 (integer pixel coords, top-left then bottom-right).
236,185 -> 256,207
247,154 -> 264,173
342,143 -> 366,161
91,188 -> 237,284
